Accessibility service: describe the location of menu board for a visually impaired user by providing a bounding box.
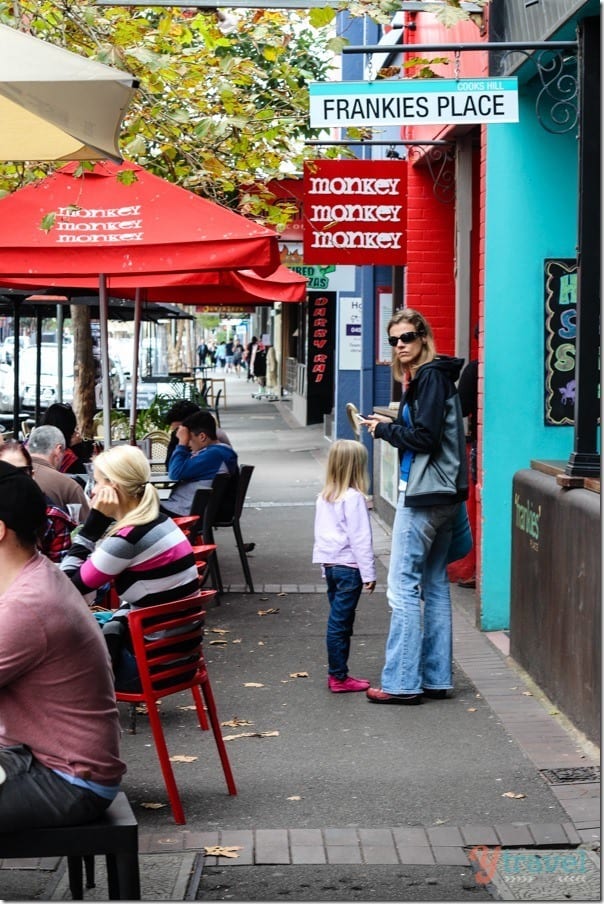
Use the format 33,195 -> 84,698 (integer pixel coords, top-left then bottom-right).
544,258 -> 577,426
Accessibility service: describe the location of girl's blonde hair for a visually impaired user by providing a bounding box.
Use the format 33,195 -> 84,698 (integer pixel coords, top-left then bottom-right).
93,444 -> 159,535
387,308 -> 437,382
321,439 -> 369,503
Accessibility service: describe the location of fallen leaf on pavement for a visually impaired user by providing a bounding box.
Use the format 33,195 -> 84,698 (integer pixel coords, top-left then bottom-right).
222,730 -> 280,741
258,608 -> 280,616
287,795 -> 302,801
221,717 -> 253,728
178,705 -> 198,711
209,639 -> 228,645
170,754 -> 198,763
522,691 -> 533,696
277,592 -> 288,597
204,846 -> 243,858
243,682 -> 264,688
232,639 -> 242,644
141,802 -> 166,810
260,597 -> 269,601
289,671 -> 309,678
467,707 -> 477,712
502,791 -> 526,799
210,628 -> 230,635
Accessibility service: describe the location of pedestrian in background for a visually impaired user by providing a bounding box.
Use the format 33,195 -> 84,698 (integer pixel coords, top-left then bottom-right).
362,308 -> 468,705
312,439 -> 376,694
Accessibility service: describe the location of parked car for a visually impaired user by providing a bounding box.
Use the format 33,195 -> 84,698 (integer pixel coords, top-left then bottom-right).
0,364 -> 13,412
0,335 -> 27,367
19,344 -> 74,409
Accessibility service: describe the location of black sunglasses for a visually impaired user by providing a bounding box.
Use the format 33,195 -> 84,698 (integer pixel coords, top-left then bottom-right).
388,330 -> 423,347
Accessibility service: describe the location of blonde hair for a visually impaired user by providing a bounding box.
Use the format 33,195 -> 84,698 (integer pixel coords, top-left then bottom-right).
321,440 -> 369,503
93,444 -> 159,535
387,308 -> 437,382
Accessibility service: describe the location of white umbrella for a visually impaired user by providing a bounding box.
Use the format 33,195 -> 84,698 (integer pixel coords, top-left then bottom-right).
0,24 -> 137,162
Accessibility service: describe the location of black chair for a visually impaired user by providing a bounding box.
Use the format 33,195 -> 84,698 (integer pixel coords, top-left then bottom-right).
0,792 -> 140,900
205,387 -> 222,427
211,464 -> 255,593
189,471 -> 236,594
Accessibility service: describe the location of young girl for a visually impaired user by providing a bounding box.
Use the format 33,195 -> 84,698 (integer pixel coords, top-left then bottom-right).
312,440 -> 376,693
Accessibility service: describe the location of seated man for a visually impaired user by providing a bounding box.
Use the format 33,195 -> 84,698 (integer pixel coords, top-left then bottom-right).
164,401 -> 231,468
162,410 -> 238,518
0,461 -> 125,830
28,425 -> 90,521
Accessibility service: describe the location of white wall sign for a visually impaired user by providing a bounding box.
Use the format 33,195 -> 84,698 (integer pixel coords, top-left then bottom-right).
309,77 -> 519,127
339,296 -> 362,370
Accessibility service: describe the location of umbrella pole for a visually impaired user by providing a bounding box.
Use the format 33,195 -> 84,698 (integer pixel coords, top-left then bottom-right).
99,274 -> 112,449
129,289 -> 142,445
11,301 -> 20,438
56,304 -> 64,403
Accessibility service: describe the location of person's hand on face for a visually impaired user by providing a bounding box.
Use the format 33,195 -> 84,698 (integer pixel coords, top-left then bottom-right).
91,481 -> 121,519
176,425 -> 191,446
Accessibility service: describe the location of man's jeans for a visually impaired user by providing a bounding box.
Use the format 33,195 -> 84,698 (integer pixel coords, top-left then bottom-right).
0,744 -> 111,831
324,565 -> 363,680
381,496 -> 458,695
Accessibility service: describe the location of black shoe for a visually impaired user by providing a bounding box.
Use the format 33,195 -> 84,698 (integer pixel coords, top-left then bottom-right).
422,688 -> 449,700
243,542 -> 255,553
367,687 -> 423,705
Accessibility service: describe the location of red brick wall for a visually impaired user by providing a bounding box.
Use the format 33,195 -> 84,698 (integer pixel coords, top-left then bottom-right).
405,160 -> 456,355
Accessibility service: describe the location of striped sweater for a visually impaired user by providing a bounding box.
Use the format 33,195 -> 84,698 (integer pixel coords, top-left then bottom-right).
61,509 -> 199,613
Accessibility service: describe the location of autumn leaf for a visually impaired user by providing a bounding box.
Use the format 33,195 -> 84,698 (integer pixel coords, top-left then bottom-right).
502,791 -> 526,799
178,704 -> 198,711
287,795 -> 302,801
258,608 -> 280,616
210,628 -> 230,635
221,717 -> 253,728
222,730 -> 279,741
277,592 -> 288,597
210,639 -> 228,645
243,682 -> 264,688
522,691 -> 533,696
170,754 -> 198,763
204,846 -> 243,858
467,707 -> 477,712
141,802 -> 166,810
232,639 -> 242,644
289,671 -> 309,678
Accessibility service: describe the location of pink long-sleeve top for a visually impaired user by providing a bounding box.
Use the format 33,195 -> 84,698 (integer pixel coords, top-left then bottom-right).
312,487 -> 376,584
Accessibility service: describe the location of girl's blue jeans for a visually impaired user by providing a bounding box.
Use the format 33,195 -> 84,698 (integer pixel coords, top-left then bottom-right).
381,495 -> 459,695
324,565 -> 363,680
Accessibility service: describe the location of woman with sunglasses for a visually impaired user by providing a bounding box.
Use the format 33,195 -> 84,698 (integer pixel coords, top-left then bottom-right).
361,309 -> 468,705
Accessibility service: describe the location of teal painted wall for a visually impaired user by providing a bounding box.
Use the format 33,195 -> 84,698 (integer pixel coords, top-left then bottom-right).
481,86 -> 578,630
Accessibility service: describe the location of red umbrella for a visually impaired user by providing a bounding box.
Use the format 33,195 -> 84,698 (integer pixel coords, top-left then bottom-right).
0,159 -> 285,437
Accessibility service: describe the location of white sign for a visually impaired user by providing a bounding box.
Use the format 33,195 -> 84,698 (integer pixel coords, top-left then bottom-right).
309,78 -> 519,127
339,297 -> 362,370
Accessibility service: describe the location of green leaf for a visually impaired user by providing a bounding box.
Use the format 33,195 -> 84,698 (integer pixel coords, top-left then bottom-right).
39,213 -> 56,233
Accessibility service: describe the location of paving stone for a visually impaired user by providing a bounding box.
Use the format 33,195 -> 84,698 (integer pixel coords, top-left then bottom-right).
289,829 -> 323,845
432,847 -> 470,866
254,829 -> 290,864
494,824 -> 535,846
290,845 -> 326,864
528,823 -> 577,846
395,844 -> 436,865
391,826 -> 430,846
325,845 -> 363,864
460,825 -> 500,846
427,826 -> 465,847
323,828 -> 359,845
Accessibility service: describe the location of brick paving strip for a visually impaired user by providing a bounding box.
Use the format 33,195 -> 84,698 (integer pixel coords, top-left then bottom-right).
135,602 -> 599,868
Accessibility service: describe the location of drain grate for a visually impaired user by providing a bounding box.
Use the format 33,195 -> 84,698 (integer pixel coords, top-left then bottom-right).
540,766 -> 600,784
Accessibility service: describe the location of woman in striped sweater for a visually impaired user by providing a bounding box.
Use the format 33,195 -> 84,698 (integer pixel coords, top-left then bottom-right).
61,444 -> 199,690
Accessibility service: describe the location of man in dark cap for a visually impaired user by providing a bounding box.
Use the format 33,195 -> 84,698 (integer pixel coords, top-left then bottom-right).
0,462 -> 125,829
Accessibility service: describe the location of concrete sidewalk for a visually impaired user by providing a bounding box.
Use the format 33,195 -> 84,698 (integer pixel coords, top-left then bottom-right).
0,373 -> 599,902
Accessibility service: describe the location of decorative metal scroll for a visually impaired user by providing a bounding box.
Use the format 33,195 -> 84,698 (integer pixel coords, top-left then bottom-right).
493,49 -> 578,135
407,144 -> 455,204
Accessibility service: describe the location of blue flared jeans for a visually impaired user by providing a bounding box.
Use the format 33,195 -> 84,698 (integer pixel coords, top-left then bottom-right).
381,495 -> 459,695
324,565 -> 363,680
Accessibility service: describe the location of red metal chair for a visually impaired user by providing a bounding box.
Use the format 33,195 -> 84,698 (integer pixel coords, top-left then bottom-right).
172,514 -> 200,538
115,592 -> 237,825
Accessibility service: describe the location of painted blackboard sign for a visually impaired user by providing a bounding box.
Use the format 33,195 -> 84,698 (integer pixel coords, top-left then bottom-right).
544,258 -> 577,426
307,290 -> 335,425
